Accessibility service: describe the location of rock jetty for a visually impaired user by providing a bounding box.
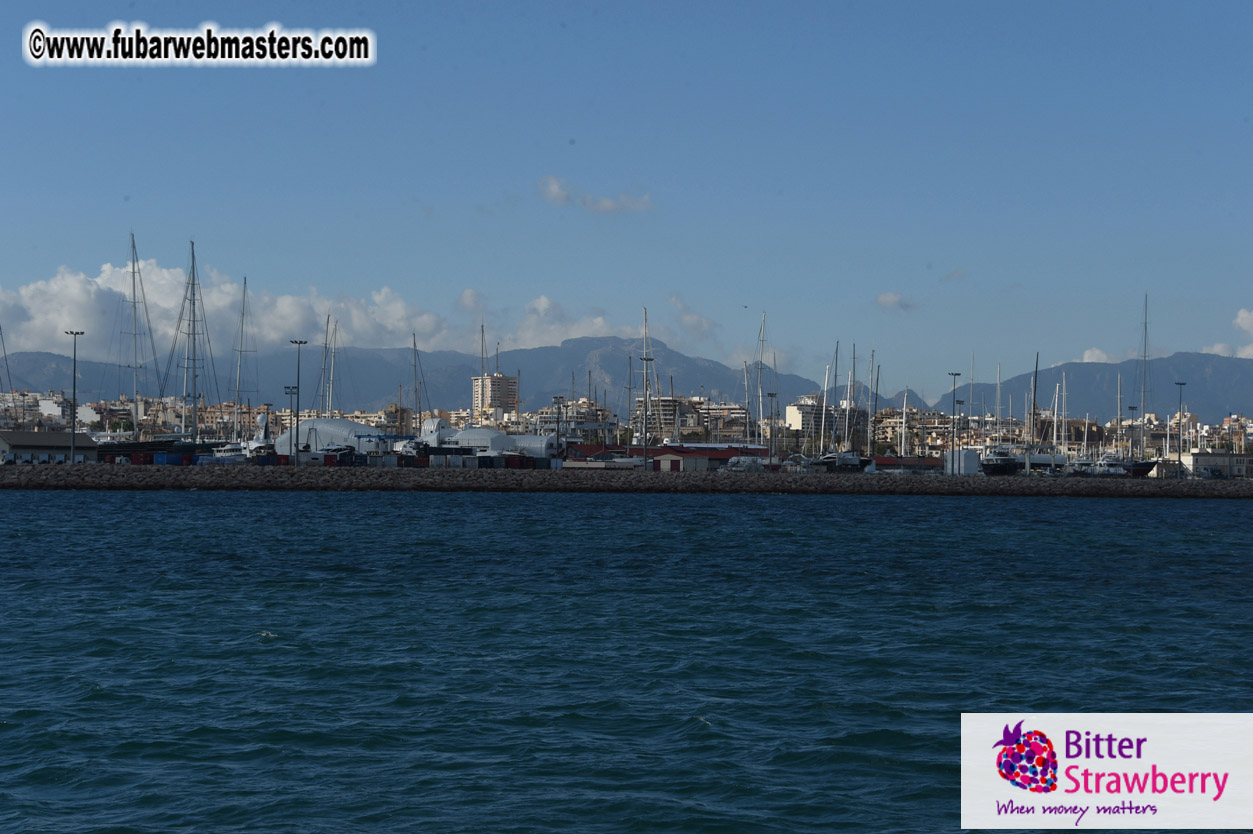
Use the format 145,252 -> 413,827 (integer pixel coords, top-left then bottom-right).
1,464 -> 1252,497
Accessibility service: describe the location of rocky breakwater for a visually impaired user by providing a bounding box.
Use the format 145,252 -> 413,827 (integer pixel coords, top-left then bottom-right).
3,464 -> 1253,497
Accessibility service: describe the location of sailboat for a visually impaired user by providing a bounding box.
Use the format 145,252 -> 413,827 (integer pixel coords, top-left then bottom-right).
1110,297 -> 1158,478
94,234 -> 178,461
816,347 -> 871,472
980,364 -> 1023,475
211,277 -> 273,463
160,241 -> 221,448
1125,297 -> 1159,477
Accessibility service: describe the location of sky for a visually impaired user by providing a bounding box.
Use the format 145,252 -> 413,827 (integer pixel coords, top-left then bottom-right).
3,0 -> 1252,403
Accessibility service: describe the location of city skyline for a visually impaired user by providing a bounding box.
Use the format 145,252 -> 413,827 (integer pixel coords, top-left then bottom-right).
4,1 -> 1252,403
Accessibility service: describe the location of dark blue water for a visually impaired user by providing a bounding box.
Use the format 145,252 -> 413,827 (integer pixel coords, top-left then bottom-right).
2,492 -> 1250,832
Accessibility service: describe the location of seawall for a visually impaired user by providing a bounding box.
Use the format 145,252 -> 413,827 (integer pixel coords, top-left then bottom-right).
1,465 -> 1251,497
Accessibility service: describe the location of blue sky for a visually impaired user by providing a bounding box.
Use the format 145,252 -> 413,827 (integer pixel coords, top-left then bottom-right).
3,1 -> 1252,402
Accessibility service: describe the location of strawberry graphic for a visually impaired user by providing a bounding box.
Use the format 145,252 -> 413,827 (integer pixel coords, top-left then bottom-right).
993,720 -> 1058,793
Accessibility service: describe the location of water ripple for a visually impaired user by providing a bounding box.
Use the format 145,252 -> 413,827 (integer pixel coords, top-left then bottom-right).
1,491 -> 1249,832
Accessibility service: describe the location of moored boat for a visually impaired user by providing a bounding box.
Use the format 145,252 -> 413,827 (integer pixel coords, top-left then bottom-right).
980,446 -> 1022,476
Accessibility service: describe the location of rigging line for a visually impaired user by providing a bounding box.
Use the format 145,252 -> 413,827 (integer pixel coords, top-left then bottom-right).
0,319 -> 12,396
159,257 -> 193,396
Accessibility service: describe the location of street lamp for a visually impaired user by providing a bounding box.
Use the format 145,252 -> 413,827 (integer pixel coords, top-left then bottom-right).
1127,405 -> 1138,458
284,386 -> 298,461
65,330 -> 84,463
1176,381 -> 1186,479
948,372 -> 961,472
290,339 -> 307,465
552,395 -> 564,445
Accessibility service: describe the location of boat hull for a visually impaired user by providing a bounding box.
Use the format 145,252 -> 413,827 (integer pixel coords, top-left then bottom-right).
980,458 -> 1022,476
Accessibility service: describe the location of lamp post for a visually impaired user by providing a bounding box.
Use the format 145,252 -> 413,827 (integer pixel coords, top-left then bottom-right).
1128,405 -> 1138,458
290,340 -> 307,465
552,395 -> 564,444
948,372 -> 961,472
284,386 -> 297,460
1176,381 -> 1186,479
956,400 -> 965,451
65,330 -> 84,463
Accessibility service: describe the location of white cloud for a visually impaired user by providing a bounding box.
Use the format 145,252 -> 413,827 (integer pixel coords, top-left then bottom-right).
510,294 -> 637,348
539,175 -> 570,206
666,294 -> 714,342
1236,309 -> 1253,336
538,175 -> 651,214
457,288 -> 485,315
1204,309 -> 1253,359
876,291 -> 914,311
1081,348 -> 1112,363
0,259 -> 737,371
0,259 -> 453,362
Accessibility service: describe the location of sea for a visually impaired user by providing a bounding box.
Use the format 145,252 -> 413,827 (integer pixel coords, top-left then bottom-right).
2,490 -> 1250,833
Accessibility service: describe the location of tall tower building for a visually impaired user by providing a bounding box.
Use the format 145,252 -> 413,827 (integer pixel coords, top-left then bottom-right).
472,372 -> 519,424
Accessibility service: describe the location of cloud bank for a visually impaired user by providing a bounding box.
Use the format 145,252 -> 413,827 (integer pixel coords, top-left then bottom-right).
0,259 -> 661,366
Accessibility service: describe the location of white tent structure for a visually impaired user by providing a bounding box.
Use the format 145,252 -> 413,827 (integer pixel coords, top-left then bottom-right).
417,418 -> 562,458
273,417 -> 390,455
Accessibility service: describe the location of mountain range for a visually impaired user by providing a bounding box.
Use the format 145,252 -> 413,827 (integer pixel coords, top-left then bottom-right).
2,338 -> 1247,426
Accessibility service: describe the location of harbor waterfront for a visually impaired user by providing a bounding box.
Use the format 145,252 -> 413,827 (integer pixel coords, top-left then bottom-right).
3,490 -> 1251,833
5,463 -> 1253,497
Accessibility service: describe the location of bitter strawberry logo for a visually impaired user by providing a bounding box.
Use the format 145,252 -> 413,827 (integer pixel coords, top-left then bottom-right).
993,720 -> 1058,793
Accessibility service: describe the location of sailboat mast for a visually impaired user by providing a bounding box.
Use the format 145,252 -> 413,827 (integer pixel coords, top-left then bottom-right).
742,361 -> 750,445
1139,295 -> 1148,458
1116,373 -> 1123,455
901,389 -> 908,456
1062,373 -> 1067,454
830,342 -> 838,453
328,321 -> 338,417
625,355 -> 635,443
843,345 -> 854,451
818,363 -> 830,457
755,314 -> 765,445
1052,383 -> 1060,448
995,364 -> 1002,446
188,242 -> 199,442
869,363 -> 879,455
232,277 -> 247,442
1030,352 -> 1040,447
418,333 -> 428,435
129,234 -> 142,439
